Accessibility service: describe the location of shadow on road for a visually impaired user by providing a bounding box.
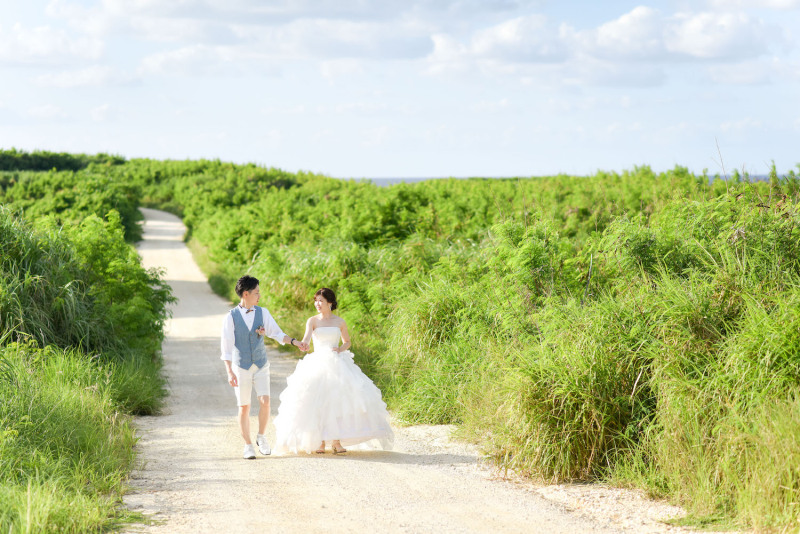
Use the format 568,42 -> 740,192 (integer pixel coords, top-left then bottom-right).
267,450 -> 475,466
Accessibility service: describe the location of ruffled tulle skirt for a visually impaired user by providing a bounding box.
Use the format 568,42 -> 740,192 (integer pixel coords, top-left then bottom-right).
273,348 -> 394,455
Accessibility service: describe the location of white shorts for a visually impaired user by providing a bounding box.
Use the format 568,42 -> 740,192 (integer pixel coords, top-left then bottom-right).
233,363 -> 270,406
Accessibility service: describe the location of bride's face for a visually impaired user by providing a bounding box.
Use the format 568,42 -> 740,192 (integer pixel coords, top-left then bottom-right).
314,295 -> 330,312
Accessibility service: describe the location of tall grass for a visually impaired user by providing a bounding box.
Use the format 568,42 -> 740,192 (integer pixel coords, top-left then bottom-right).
0,208 -> 108,351
137,157 -> 800,528
1,205 -> 173,531
0,208 -> 172,359
5,149 -> 800,529
0,342 -> 141,531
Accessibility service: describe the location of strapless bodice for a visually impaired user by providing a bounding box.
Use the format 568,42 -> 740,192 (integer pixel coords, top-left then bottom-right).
312,326 -> 341,349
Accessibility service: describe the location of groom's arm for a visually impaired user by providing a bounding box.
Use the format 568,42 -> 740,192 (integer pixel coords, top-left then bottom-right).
223,360 -> 237,387
262,308 -> 291,345
280,334 -> 304,350
220,314 -> 237,386
260,308 -> 305,350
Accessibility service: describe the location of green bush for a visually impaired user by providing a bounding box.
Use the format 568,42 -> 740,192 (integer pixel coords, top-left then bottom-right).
0,204 -> 172,531
0,342 -> 139,532
0,168 -> 143,241
6,149 -> 800,530
0,148 -> 123,172
0,207 -> 173,360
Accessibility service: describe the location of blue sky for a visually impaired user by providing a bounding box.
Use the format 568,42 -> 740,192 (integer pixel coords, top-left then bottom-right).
1,1 -> 798,178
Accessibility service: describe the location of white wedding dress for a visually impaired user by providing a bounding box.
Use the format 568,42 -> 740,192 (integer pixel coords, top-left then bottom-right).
273,326 -> 394,454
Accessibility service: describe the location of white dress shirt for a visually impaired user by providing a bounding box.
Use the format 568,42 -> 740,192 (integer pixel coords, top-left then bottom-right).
220,305 -> 287,361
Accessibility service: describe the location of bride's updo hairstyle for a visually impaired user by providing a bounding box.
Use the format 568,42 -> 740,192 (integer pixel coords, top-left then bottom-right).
314,288 -> 337,311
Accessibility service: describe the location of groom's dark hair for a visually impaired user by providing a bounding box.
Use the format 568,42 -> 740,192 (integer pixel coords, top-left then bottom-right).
235,275 -> 260,297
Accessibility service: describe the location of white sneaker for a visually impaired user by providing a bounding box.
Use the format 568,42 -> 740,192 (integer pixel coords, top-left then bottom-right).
243,444 -> 256,460
256,434 -> 271,455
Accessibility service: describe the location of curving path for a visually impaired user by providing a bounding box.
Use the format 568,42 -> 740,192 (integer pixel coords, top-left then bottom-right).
123,208 -> 692,534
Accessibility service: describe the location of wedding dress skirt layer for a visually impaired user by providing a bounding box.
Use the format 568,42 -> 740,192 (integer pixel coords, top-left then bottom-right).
273,327 -> 394,454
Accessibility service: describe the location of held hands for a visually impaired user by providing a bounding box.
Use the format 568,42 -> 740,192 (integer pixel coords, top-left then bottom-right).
290,337 -> 310,351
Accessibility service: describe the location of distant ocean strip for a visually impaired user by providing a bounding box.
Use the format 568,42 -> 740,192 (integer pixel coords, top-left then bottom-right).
349,174 -> 773,187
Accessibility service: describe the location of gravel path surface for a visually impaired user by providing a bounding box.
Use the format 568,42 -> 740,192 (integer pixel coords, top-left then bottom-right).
124,208 -> 718,534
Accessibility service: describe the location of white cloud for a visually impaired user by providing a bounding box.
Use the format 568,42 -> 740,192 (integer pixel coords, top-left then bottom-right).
45,0 -> 112,35
320,58 -> 366,79
262,19 -> 432,60
470,15 -> 568,62
425,34 -> 470,75
707,0 -> 800,8
425,17 -> 570,80
139,44 -> 264,75
578,8 -> 775,62
566,57 -> 667,86
129,17 -> 220,43
425,6 -> 784,88
665,12 -> 768,59
132,18 -> 432,71
48,0 -> 202,25
35,65 -> 134,87
707,60 -> 774,83
48,0 -> 246,45
587,6 -> 666,60
0,23 -> 103,64
65,0 -> 545,26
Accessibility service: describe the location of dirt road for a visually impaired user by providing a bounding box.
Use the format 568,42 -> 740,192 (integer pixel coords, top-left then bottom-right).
124,208 -> 691,534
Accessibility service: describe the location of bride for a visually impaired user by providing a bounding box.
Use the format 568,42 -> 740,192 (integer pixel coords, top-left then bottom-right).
272,288 -> 394,455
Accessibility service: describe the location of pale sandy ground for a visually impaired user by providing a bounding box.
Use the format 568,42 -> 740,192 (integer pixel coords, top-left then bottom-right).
124,208 -> 724,534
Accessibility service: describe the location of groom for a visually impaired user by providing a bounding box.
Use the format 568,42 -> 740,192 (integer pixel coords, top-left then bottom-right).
220,275 -> 307,459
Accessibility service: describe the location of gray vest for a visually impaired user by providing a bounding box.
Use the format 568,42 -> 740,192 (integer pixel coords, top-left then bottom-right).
231,307 -> 268,369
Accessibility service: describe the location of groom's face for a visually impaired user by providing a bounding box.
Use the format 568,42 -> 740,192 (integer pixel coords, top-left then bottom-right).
243,285 -> 261,308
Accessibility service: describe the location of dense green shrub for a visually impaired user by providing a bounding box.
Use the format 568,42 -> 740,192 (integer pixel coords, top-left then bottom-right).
0,169 -> 143,241
0,342 -> 140,531
0,148 -> 123,172
122,156 -> 800,528
5,148 -> 800,530
0,207 -> 172,358
0,203 -> 173,531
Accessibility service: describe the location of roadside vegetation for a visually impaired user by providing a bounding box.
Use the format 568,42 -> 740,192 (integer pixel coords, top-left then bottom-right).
2,148 -> 799,530
0,151 -> 173,532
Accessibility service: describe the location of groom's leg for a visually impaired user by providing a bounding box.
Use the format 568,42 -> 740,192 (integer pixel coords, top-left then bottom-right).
252,364 -> 271,436
238,404 -> 252,444
234,364 -> 256,444
257,395 -> 270,435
